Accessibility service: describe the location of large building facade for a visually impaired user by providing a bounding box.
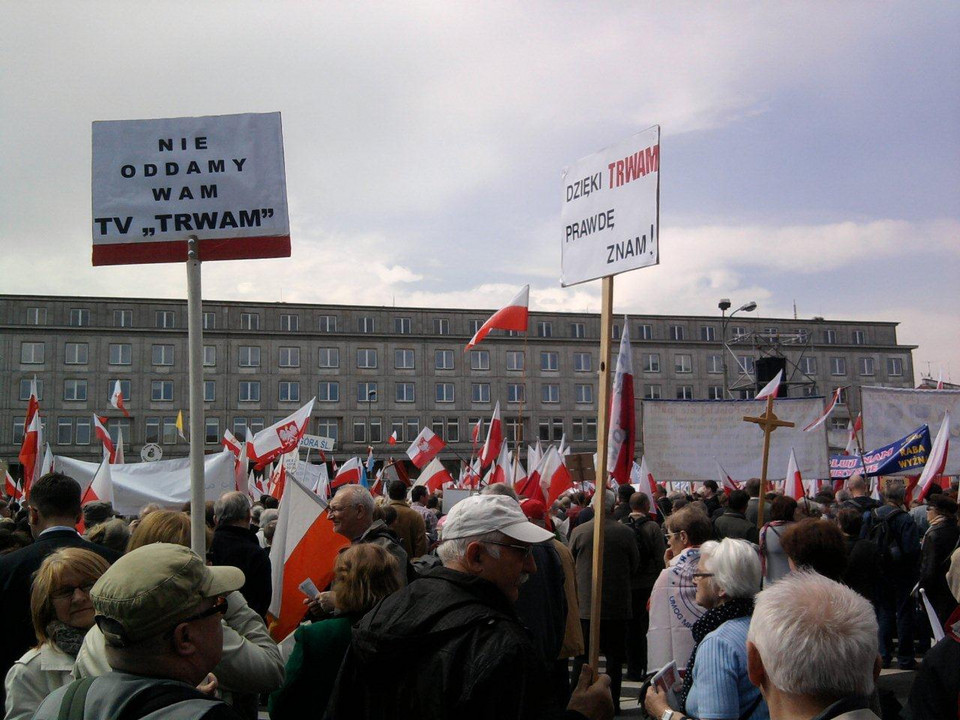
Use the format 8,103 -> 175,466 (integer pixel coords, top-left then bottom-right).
0,294 -> 916,472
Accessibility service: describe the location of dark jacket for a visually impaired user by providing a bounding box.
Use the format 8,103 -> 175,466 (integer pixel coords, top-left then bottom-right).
210,524 -> 272,618
841,536 -> 881,604
919,518 -> 960,623
862,504 -> 921,579
714,510 -> 760,544
621,513 -> 666,589
0,529 -> 120,706
569,517 -> 640,620
514,543 -> 566,665
841,495 -> 881,513
327,567 -> 574,720
745,497 -> 770,526
903,608 -> 960,720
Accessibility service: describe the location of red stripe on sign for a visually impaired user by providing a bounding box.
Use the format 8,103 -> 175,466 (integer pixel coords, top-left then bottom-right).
92,235 -> 291,266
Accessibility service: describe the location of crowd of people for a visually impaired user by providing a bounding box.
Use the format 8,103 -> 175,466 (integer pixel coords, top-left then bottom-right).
1,469 -> 958,720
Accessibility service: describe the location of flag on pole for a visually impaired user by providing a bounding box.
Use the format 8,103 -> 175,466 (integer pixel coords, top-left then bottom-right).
527,442 -> 542,476
81,456 -> 114,506
632,456 -> 660,518
843,413 -> 863,455
365,447 -> 375,476
109,380 -> 131,418
479,401 -> 503,468
235,431 -> 250,495
465,285 -> 530,351
415,457 -> 454,493
269,461 -> 288,502
114,428 -> 125,465
915,411 -> 951,503
222,429 -> 243,457
93,415 -> 117,464
802,387 -> 843,432
251,398 -> 316,470
406,427 -> 445,469
331,457 -> 363,489
267,479 -> 349,642
471,418 -> 483,445
715,459 -> 739,495
607,318 -> 635,485
488,440 -> 511,485
175,411 -> 187,441
387,430 -> 398,445
538,446 -> 573,506
4,471 -> 22,501
19,412 -> 42,499
755,369 -> 783,400
784,449 -> 804,500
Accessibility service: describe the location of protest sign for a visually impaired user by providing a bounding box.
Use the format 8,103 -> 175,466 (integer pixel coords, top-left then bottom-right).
299,434 -> 336,452
828,424 -> 931,479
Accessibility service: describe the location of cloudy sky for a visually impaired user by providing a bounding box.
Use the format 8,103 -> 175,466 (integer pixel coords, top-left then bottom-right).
2,2 -> 957,382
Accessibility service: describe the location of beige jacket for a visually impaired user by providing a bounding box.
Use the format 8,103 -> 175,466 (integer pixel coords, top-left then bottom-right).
554,538 -> 584,659
4,643 -> 74,720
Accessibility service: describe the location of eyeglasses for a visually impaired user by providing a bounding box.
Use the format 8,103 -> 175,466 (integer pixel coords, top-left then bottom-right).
51,583 -> 95,601
482,541 -> 534,559
692,572 -> 715,581
180,596 -> 229,624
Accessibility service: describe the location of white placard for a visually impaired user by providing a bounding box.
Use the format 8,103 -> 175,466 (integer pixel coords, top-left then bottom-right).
561,125 -> 660,286
92,112 -> 290,266
299,434 -> 336,452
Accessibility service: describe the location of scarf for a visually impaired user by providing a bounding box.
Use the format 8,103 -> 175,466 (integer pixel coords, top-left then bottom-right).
677,597 -> 754,712
46,621 -> 86,657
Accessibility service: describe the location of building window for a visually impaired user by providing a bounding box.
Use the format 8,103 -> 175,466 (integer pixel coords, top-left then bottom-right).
470,350 -> 490,371
156,311 -> 176,329
801,357 -> 817,375
358,316 -> 376,333
75,417 -> 91,445
434,318 -> 450,335
403,418 -> 418,443
575,384 -> 594,404
540,352 -> 559,372
205,418 -> 220,444
700,326 -> 716,342
507,383 -> 526,403
278,347 -> 301,368
506,351 -> 524,371
152,345 -> 174,366
203,345 -> 217,367
161,417 -> 180,444
12,418 -> 26,445
145,417 -> 161,444
435,350 -> 454,370
669,325 -> 685,341
472,383 -> 491,403
644,384 -> 662,400
105,343 -> 131,366
358,382 -> 378,403
468,320 -> 482,335
886,358 -> 904,376
635,324 -> 652,340
396,382 -> 415,403
57,418 -> 73,445
353,420 -> 366,444
279,381 -> 300,403
394,317 -> 411,334
113,309 -> 133,328
19,379 -> 43,401
537,321 -> 553,338
541,384 -> 560,404
239,312 -> 260,330
203,311 -> 216,330
204,380 -> 216,402
831,357 -> 847,376
852,330 -> 865,345
20,342 -> 45,364
762,327 -> 778,337
707,354 -> 723,374
573,352 -> 592,372
318,315 -> 338,333
708,385 -> 723,400
395,349 -> 416,369
64,342 -> 89,365
69,309 -> 91,327
238,381 -> 261,402
829,418 -> 848,432
280,314 -> 299,332
446,418 -> 459,443
572,417 -> 598,442
436,383 -> 455,403
837,388 -> 848,405
675,354 -> 693,373
570,323 -> 585,338
731,326 -> 746,339
26,307 -> 47,325
110,379 -> 132,404
231,418 -> 247,440
310,418 -> 337,443
858,357 -> 875,376
643,353 -> 660,373
737,356 -> 756,374
238,346 -> 261,367
369,418 -> 382,443
612,324 -> 621,340
823,329 -> 837,344
676,385 -> 694,400
151,380 -> 174,401
538,417 -> 564,443
357,349 -> 378,369
318,347 -> 340,368
317,381 -> 340,402
63,379 -> 87,401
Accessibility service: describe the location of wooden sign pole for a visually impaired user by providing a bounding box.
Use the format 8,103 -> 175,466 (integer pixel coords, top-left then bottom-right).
588,275 -> 614,669
743,395 -> 794,529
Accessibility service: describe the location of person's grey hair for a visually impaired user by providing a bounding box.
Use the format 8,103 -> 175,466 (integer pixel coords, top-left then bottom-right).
437,530 -> 507,564
748,571 -> 878,698
214,492 -> 251,525
481,484 -> 519,501
259,509 -> 279,527
335,484 -> 375,516
602,490 -> 616,514
836,489 -> 852,503
883,480 -> 905,504
699,539 -> 761,599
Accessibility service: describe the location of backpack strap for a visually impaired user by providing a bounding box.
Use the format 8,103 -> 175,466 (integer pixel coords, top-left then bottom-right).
57,678 -> 95,720
116,682 -> 214,720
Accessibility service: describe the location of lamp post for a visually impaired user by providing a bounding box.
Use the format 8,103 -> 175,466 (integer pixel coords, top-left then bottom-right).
366,388 -> 377,445
719,299 -> 757,399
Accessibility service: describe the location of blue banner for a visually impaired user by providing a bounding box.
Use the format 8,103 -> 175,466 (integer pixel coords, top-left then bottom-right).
829,425 -> 931,479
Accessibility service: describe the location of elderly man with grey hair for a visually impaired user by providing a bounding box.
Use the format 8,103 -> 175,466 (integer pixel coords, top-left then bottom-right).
746,571 -> 881,720
327,494 -> 615,720
209,491 -> 272,619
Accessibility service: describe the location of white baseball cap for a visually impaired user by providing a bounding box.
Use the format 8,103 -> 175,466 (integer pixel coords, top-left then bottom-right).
441,495 -> 555,544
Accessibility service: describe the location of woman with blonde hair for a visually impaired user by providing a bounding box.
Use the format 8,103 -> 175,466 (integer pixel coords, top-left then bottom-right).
4,548 -> 109,720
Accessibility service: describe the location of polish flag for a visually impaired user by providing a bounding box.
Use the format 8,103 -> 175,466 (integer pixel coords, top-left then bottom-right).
269,462 -> 287,502
465,285 -> 530,351
471,418 -> 483,445
755,369 -> 783,400
607,318 -> 635,485
538,446 -> 573,506
331,457 -> 363,489
222,429 -> 243,457
236,429 -> 254,496
527,442 -> 542,476
843,414 -> 863,456
512,458 -> 527,488
4,471 -> 21,501
81,457 -> 114,505
388,430 -> 398,445
267,479 -> 350,642
479,401 -> 503,468
415,457 -> 454,493
251,398 -> 316,470
251,471 -> 266,498
93,415 -> 117,464
19,413 -> 42,499
406,427 -> 446,469
784,449 -> 804,500
715,460 -> 740,495
488,440 -> 511,485
802,387 -> 843,432
114,428 -> 126,465
915,411 -> 951,503
631,456 -> 660,517
109,380 -> 131,418
517,449 -> 548,499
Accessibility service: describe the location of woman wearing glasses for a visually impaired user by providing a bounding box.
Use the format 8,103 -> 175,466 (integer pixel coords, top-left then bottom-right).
4,548 -> 110,720
644,538 -> 769,720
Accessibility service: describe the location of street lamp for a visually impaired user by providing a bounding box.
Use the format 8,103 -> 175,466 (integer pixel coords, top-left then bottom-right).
719,299 -> 758,398
366,389 -> 377,445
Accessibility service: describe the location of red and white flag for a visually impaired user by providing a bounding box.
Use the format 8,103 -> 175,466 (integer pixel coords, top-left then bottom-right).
19,411 -> 42,499
755,369 -> 783,400
538,446 -> 573,506
406,427 -> 446,469
784,449 -> 804,500
81,457 -> 114,505
915,411 -> 951,503
527,442 -> 542,476
488,440 -> 511,485
388,430 -> 398,446
631,456 -> 660,517
222,429 -> 243,457
93,415 -> 117,464
844,413 -> 863,455
331,457 -> 363,489
715,460 -> 739,495
269,461 -> 288,502
479,401 -> 503,468
802,387 -> 843,432
267,479 -> 349,642
512,458 -> 527,488
24,376 -> 40,429
465,285 -> 530,351
471,418 -> 483,445
109,380 -> 131,418
4,471 -> 21,501
607,318 -> 635,485
415,457 -> 454,493
251,398 -> 315,469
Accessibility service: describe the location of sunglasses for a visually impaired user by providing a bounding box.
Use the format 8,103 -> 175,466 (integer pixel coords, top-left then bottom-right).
482,540 -> 534,559
181,596 -> 229,624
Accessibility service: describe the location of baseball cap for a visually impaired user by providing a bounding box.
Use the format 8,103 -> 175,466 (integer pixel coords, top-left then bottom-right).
441,495 -> 554,544
91,543 -> 244,646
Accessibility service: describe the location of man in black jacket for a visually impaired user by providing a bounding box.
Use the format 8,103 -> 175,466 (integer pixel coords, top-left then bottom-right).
210,491 -> 272,618
714,490 -> 760,544
0,473 -> 120,706
918,494 -> 960,626
328,494 -> 613,720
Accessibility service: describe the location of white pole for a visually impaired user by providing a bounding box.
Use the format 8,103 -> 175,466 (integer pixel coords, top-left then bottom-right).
186,236 -> 206,555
